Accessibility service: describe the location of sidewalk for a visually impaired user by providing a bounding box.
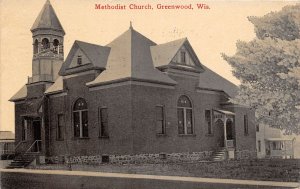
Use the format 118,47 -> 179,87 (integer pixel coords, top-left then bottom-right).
1,168 -> 299,188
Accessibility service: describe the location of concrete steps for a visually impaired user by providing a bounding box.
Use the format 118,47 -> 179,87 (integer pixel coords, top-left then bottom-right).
6,153 -> 38,169
212,149 -> 227,162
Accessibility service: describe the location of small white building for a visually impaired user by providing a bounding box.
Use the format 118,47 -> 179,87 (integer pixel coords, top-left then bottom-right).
0,131 -> 15,157
256,124 -> 295,159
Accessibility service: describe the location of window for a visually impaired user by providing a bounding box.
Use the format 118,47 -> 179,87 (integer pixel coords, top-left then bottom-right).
156,106 -> 165,135
180,51 -> 186,63
41,38 -> 50,50
256,124 -> 259,132
244,114 -> 248,135
205,110 -> 212,134
99,107 -> 108,137
258,140 -> 261,152
57,114 -> 64,140
53,39 -> 59,54
177,95 -> 193,135
21,119 -> 28,141
77,55 -> 82,65
33,39 -> 38,54
73,98 -> 88,138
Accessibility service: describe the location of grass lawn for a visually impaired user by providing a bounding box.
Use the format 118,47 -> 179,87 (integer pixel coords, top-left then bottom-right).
28,159 -> 300,182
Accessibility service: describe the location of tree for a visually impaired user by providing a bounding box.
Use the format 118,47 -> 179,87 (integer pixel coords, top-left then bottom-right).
223,4 -> 300,134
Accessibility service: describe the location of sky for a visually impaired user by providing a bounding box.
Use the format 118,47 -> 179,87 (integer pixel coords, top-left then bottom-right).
0,0 -> 298,133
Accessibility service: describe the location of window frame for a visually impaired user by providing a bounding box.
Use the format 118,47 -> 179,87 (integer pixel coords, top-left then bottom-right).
98,107 -> 109,138
256,124 -> 259,132
56,114 -> 65,141
73,98 -> 89,138
205,109 -> 213,135
258,140 -> 261,152
21,118 -> 28,141
155,105 -> 166,136
180,51 -> 186,63
77,55 -> 82,65
244,114 -> 249,135
177,95 -> 194,135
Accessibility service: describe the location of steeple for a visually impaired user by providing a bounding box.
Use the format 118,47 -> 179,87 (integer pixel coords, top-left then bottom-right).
31,0 -> 65,34
28,0 -> 65,84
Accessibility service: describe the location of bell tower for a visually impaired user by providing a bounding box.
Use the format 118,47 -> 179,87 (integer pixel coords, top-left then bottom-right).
29,0 -> 65,84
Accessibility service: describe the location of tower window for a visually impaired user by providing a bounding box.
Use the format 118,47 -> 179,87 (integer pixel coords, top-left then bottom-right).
77,56 -> 82,65
41,38 -> 50,50
53,39 -> 59,54
33,39 -> 38,54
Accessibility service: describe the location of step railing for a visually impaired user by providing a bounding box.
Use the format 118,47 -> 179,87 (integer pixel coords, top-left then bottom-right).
26,140 -> 42,153
14,141 -> 23,152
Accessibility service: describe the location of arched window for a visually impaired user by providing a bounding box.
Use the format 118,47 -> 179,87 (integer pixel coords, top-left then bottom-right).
177,95 -> 193,134
41,38 -> 50,50
73,98 -> 88,138
53,39 -> 59,54
33,39 -> 38,54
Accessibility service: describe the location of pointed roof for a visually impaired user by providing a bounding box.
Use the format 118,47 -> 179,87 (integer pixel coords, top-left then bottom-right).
87,28 -> 176,87
59,40 -> 110,75
31,0 -> 65,33
151,38 -> 186,67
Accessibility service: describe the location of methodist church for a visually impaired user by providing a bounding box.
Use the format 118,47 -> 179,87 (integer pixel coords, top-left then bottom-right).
9,0 -> 256,165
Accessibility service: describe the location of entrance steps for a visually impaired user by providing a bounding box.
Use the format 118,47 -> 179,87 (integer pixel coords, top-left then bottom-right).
6,152 -> 39,169
212,149 -> 227,162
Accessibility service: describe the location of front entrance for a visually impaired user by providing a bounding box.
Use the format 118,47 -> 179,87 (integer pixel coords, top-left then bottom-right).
213,110 -> 235,148
32,120 -> 41,152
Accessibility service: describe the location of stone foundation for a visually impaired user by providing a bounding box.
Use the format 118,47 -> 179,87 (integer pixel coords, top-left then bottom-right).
235,150 -> 257,160
47,151 -> 213,164
47,150 -> 257,164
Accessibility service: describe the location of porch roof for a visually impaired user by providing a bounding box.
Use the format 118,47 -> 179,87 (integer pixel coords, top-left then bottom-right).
214,109 -> 235,116
20,98 -> 43,117
266,137 -> 296,142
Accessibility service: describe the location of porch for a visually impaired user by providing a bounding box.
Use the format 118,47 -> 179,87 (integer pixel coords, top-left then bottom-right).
212,109 -> 235,161
213,109 -> 235,149
265,138 -> 295,159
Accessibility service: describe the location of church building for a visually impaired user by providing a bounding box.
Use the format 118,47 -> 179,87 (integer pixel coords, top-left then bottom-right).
10,0 -> 256,165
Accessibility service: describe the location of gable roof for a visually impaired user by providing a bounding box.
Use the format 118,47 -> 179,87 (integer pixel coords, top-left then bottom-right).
151,38 -> 186,67
198,65 -> 238,97
151,38 -> 204,72
87,28 -> 177,87
9,85 -> 27,102
31,0 -> 65,33
59,40 -> 110,76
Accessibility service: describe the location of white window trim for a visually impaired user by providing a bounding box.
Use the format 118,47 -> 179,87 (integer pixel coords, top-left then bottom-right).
178,106 -> 193,135
73,109 -> 88,138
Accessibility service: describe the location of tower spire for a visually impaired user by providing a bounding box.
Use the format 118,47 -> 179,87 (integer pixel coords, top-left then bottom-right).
29,0 -> 65,84
129,21 -> 133,30
31,0 -> 65,34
